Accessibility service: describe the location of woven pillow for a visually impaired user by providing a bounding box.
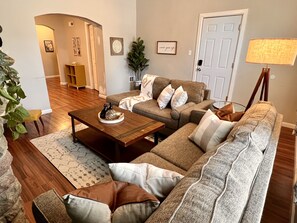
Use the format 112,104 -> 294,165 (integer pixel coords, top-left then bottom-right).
170,86 -> 188,109
63,181 -> 159,223
157,84 -> 175,109
188,109 -> 235,152
109,163 -> 184,199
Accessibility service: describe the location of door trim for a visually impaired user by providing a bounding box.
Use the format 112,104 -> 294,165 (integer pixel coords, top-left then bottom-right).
192,9 -> 248,101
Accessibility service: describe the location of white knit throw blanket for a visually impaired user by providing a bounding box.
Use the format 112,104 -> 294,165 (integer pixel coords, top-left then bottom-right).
119,74 -> 157,112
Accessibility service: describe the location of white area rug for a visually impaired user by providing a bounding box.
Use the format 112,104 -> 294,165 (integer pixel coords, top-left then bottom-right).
30,124 -> 111,188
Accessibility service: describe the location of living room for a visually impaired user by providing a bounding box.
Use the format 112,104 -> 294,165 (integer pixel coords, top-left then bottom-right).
1,1 -> 297,126
1,0 -> 297,222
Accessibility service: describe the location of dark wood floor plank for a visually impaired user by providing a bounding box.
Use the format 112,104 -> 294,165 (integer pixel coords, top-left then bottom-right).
6,77 -> 295,223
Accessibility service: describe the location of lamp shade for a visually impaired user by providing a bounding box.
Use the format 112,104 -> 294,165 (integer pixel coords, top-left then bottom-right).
246,38 -> 297,65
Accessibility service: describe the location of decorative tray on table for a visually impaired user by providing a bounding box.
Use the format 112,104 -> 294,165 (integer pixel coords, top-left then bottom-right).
98,111 -> 124,124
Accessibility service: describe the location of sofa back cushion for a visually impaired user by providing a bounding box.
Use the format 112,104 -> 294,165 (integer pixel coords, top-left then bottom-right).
145,132 -> 265,223
152,77 -> 171,100
228,101 -> 277,151
170,80 -> 206,104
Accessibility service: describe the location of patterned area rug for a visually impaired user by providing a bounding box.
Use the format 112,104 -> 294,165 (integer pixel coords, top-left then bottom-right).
30,124 -> 111,188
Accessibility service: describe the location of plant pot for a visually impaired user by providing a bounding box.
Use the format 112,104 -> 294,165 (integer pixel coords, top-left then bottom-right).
0,120 -> 27,222
130,80 -> 142,90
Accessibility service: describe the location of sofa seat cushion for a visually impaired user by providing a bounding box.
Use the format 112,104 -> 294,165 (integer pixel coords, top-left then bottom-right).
228,101 -> 277,151
146,132 -> 264,223
170,79 -> 206,104
132,152 -> 186,175
151,123 -> 204,171
106,90 -> 140,106
133,100 -> 178,130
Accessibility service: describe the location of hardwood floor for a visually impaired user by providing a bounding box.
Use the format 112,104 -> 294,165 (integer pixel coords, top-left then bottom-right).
8,77 -> 104,222
7,77 -> 295,223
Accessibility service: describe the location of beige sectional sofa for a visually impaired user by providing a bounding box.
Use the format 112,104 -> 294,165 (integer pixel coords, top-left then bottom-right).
32,101 -> 282,223
106,77 -> 214,136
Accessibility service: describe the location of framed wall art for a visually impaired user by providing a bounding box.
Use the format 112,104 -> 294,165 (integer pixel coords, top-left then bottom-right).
44,40 -> 54,53
72,37 -> 81,56
157,41 -> 177,55
110,37 -> 124,56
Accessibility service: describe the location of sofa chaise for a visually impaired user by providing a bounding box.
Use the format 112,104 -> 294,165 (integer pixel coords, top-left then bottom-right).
106,76 -> 214,136
32,101 -> 282,223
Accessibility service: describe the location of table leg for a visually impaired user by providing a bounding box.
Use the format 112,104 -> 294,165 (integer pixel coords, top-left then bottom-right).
71,117 -> 77,143
154,132 -> 159,145
115,143 -> 120,162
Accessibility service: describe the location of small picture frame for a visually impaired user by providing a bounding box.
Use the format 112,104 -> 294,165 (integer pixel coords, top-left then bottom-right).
44,40 -> 54,53
157,41 -> 177,55
110,37 -> 124,56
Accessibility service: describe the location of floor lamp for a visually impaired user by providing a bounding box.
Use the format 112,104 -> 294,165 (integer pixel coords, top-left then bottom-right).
245,38 -> 297,111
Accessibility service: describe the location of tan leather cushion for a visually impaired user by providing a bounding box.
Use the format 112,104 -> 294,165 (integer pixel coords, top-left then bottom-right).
64,181 -> 160,223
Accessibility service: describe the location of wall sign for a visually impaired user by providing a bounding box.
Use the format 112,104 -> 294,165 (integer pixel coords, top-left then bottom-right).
157,41 -> 177,55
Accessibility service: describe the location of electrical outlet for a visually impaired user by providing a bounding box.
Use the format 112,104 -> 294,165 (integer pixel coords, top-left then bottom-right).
129,76 -> 134,82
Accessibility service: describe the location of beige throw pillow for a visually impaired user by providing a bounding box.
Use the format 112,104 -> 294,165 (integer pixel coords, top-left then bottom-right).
188,109 -> 235,152
157,84 -> 175,109
109,163 -> 184,199
171,86 -> 188,109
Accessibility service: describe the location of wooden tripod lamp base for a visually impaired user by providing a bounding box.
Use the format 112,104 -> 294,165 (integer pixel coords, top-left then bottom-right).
245,67 -> 270,111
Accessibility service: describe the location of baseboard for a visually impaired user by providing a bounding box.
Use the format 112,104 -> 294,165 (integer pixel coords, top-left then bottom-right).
60,82 -> 67,85
282,122 -> 296,129
45,75 -> 59,79
41,109 -> 52,115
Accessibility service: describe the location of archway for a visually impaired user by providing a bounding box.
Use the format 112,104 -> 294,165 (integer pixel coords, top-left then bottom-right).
35,14 -> 106,96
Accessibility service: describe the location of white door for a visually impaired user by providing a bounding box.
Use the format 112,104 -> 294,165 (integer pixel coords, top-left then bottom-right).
88,24 -> 99,91
195,15 -> 242,101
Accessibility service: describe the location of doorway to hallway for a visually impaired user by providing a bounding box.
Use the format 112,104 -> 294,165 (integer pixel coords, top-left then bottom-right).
35,14 -> 106,98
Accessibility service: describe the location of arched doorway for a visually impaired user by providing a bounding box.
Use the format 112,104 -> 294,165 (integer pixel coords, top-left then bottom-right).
35,14 -> 106,96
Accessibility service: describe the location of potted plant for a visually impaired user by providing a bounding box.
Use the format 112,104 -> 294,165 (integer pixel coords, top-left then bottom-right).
127,37 -> 149,89
0,25 -> 29,222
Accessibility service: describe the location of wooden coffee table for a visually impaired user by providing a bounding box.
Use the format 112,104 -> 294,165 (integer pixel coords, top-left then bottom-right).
68,105 -> 165,162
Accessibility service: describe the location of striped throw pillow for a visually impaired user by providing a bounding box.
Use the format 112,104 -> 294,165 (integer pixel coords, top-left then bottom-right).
189,109 -> 235,152
157,84 -> 175,109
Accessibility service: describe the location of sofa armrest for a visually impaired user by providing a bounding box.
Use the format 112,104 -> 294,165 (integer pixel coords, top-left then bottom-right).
170,102 -> 195,120
32,189 -> 71,223
106,90 -> 140,106
178,99 -> 214,127
189,109 -> 207,124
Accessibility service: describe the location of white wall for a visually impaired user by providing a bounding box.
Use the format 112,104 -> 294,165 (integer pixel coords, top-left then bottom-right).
137,0 -> 297,124
0,0 -> 136,112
